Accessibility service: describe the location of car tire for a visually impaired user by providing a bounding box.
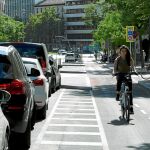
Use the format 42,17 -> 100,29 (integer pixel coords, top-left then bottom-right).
21,118 -> 31,148
3,132 -> 9,150
38,104 -> 46,120
9,118 -> 31,149
52,79 -> 56,93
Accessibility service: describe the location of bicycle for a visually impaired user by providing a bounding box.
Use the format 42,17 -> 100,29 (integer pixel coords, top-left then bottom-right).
114,72 -> 138,123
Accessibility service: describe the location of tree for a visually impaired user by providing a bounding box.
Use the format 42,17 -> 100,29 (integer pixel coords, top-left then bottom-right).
0,13 -> 25,41
25,6 -> 64,47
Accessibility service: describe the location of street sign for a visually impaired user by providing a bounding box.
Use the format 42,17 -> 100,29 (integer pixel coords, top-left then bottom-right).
126,26 -> 135,42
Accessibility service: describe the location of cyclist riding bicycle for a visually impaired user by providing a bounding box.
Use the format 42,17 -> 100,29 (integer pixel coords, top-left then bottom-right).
113,45 -> 134,114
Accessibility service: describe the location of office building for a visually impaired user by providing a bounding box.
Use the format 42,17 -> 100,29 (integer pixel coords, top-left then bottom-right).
64,0 -> 96,51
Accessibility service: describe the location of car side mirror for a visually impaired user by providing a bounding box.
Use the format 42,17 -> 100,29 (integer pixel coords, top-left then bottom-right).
0,90 -> 11,104
30,68 -> 40,76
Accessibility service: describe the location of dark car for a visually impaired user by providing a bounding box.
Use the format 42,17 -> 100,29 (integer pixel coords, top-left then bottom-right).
0,42 -> 52,97
0,45 -> 36,149
49,56 -> 61,93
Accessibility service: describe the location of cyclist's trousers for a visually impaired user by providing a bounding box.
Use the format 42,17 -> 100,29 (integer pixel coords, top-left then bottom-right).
116,74 -> 133,105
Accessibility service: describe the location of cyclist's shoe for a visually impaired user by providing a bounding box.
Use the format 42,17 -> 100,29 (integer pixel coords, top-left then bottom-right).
130,107 -> 134,114
116,94 -> 120,101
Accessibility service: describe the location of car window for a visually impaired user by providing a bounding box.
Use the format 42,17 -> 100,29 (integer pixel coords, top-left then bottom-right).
17,45 -> 45,60
0,55 -> 13,79
23,61 -> 43,75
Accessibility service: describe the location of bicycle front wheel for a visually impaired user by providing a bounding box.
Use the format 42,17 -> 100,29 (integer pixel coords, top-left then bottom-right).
125,94 -> 130,123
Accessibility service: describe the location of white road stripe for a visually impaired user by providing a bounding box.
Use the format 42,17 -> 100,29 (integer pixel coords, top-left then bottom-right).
56,108 -> 94,111
45,131 -> 100,135
58,104 -> 94,107
140,110 -> 147,114
59,101 -> 93,104
49,124 -> 98,127
33,89 -> 65,147
51,117 -> 97,121
134,104 -> 140,108
54,112 -> 95,115
41,141 -> 102,146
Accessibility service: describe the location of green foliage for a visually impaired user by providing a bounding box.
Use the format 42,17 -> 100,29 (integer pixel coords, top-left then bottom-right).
0,13 -> 25,41
25,6 -> 62,43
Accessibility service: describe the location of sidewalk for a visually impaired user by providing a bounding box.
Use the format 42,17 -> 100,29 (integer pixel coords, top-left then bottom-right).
100,62 -> 150,92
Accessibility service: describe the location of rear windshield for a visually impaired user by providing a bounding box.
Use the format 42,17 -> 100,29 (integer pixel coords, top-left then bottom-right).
0,55 -> 13,79
0,43 -> 45,61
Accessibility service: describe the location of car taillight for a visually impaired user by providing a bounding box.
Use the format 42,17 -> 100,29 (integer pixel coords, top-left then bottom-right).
33,78 -> 44,86
10,79 -> 25,95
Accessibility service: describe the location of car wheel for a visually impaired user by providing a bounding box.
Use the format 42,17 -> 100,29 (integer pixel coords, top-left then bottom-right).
57,79 -> 61,90
52,79 -> 56,93
3,132 -> 9,150
31,103 -> 36,130
38,104 -> 46,120
21,118 -> 31,148
9,119 -> 31,149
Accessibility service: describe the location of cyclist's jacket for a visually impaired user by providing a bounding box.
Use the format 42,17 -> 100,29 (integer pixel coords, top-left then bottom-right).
114,56 -> 131,73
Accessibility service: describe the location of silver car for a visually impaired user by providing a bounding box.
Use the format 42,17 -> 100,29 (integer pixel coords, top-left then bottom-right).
22,57 -> 49,120
0,90 -> 11,150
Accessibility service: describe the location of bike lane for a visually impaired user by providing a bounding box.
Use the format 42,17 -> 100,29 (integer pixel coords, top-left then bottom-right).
30,63 -> 109,150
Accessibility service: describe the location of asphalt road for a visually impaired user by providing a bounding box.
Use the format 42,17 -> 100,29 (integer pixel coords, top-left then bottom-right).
29,55 -> 150,150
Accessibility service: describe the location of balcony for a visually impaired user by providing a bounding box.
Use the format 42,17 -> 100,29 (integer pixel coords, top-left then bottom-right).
65,29 -> 93,34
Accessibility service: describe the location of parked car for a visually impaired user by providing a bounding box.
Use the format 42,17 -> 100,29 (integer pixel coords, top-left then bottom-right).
0,42 -> 52,97
58,49 -> 67,55
0,90 -> 11,150
0,46 -> 36,149
65,52 -> 76,62
22,57 -> 49,119
49,56 -> 61,93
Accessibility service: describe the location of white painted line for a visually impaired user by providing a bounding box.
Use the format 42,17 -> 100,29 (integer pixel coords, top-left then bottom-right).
59,101 -> 93,104
54,112 -> 95,115
85,73 -> 109,150
51,117 -> 97,121
60,99 -> 92,102
45,131 -> 100,135
134,104 -> 140,108
140,110 -> 147,114
58,104 -> 94,107
49,124 -> 98,127
33,89 -> 65,147
56,108 -> 95,111
61,97 -> 91,100
41,141 -> 102,146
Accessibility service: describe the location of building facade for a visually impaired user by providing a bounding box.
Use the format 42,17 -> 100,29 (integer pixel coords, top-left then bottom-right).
0,0 -> 5,12
64,0 -> 96,51
4,0 -> 43,22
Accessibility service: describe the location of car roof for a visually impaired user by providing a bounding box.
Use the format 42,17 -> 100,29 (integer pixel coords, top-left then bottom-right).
0,42 -> 44,46
22,57 -> 39,63
0,45 -> 15,55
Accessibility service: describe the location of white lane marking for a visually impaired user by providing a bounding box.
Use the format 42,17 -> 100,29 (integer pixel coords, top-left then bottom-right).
140,110 -> 147,114
59,101 -> 93,104
41,141 -> 102,146
85,73 -> 109,150
56,108 -> 95,111
33,89 -> 65,146
45,131 -> 100,135
54,112 -> 95,115
49,124 -> 98,127
58,103 -> 93,106
61,97 -> 92,100
134,104 -> 140,108
58,104 -> 94,107
51,117 -> 97,121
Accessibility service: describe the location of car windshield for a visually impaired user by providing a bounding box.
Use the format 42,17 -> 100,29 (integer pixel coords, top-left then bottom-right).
0,55 -> 13,79
14,44 -> 45,61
